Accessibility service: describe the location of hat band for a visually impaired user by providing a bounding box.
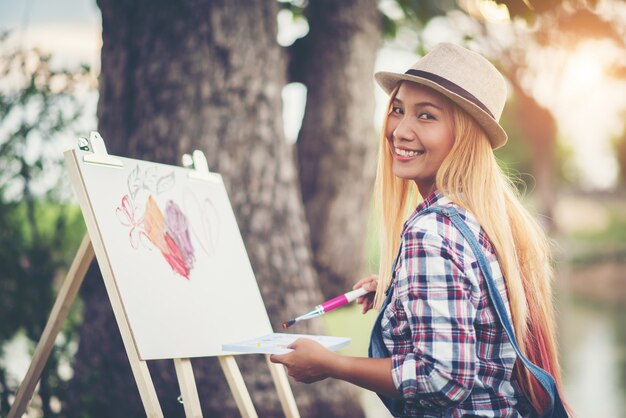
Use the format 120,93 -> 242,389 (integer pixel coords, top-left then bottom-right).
404,69 -> 495,119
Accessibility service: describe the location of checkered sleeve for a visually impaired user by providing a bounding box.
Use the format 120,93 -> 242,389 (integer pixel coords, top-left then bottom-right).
390,226 -> 478,411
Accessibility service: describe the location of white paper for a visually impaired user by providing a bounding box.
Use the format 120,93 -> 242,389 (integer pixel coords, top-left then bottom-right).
222,333 -> 351,355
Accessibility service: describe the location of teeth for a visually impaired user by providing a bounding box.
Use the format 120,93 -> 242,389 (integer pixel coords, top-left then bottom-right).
396,148 -> 423,157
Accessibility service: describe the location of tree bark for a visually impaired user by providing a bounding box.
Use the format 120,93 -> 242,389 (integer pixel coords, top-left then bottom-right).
296,0 -> 382,298
512,83 -> 557,232
65,0 -> 363,416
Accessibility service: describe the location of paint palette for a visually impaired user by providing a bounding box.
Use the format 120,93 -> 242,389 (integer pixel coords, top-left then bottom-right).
222,333 -> 351,355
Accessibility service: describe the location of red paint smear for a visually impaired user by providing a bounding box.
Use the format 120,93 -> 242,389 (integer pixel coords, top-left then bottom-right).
143,196 -> 192,279
163,233 -> 191,279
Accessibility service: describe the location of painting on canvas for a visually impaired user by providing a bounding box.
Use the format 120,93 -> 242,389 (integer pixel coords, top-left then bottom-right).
66,149 -> 272,360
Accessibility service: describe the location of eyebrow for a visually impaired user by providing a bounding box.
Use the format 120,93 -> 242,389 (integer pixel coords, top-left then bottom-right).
393,98 -> 444,111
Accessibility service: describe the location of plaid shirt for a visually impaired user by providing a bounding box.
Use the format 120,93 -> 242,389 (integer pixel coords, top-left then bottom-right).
382,190 -> 529,417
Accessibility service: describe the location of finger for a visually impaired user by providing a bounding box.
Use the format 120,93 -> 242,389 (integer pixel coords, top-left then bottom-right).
287,338 -> 302,349
358,291 -> 376,306
269,354 -> 283,364
353,276 -> 374,289
357,294 -> 372,304
363,300 -> 374,313
364,279 -> 378,292
352,280 -> 365,290
366,274 -> 379,283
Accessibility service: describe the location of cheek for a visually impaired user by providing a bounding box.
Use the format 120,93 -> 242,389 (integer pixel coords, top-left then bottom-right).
442,139 -> 454,157
436,128 -> 455,157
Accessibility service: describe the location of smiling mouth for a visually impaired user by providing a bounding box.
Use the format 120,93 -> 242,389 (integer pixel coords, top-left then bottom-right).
395,148 -> 425,157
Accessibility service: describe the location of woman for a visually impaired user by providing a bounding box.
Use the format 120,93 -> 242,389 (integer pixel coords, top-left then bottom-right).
271,43 -> 568,417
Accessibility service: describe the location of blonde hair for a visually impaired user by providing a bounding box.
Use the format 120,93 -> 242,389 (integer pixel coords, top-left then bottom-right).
373,85 -> 565,414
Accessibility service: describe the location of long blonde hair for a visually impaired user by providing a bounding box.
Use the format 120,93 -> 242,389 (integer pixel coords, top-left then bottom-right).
373,85 -> 565,414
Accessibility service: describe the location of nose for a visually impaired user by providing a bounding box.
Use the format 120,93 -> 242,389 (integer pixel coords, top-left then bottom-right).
391,116 -> 416,142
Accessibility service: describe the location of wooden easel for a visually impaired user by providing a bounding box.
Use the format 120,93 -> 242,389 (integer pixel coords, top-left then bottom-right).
8,133 -> 300,418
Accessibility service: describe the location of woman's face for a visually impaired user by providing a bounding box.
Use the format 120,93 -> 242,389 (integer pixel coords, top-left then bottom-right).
385,82 -> 455,197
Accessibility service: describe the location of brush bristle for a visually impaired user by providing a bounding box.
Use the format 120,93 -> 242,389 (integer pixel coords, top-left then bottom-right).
281,320 -> 295,329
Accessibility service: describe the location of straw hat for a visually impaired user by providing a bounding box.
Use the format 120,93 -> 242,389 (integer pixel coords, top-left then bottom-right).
375,43 -> 508,149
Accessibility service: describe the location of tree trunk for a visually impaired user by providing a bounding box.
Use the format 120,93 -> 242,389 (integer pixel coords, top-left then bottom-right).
65,0 -> 363,416
513,84 -> 557,232
295,0 -> 381,298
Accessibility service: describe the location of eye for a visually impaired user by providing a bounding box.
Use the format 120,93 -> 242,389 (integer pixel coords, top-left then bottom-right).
390,106 -> 404,115
418,112 -> 436,120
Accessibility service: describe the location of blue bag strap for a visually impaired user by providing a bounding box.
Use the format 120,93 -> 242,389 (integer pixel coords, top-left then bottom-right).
422,205 -> 566,417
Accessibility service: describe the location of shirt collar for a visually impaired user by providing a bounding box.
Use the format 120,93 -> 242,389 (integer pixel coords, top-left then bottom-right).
415,189 -> 449,214
403,189 -> 451,231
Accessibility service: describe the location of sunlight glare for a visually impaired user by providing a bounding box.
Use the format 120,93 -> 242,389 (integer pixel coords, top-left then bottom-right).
478,0 -> 511,22
563,51 -> 604,90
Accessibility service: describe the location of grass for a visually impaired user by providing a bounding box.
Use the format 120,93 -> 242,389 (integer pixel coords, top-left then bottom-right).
322,305 -> 379,357
570,209 -> 626,243
565,207 -> 626,265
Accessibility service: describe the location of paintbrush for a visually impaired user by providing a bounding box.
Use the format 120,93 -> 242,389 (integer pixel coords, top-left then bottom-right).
281,287 -> 372,329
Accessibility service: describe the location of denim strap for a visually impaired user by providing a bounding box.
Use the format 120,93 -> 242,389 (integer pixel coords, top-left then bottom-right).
423,205 -> 567,417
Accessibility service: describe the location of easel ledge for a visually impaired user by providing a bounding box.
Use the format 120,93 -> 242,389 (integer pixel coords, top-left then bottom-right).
8,134 -> 300,418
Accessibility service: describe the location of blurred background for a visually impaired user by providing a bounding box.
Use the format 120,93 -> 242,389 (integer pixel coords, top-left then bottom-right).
0,0 -> 625,417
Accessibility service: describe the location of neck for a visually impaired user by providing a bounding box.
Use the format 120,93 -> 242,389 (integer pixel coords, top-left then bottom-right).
415,181 -> 436,198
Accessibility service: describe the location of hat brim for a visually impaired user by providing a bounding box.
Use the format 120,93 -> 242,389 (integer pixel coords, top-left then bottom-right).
375,71 -> 507,150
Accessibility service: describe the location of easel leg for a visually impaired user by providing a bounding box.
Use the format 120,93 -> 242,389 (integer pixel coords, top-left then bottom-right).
265,355 -> 301,418
9,233 -> 164,418
8,235 -> 94,418
123,347 -> 163,418
174,358 -> 203,418
218,356 -> 258,418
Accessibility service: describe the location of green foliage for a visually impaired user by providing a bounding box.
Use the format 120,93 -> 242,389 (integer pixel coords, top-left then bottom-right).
0,34 -> 92,202
379,0 -> 453,40
393,0 -> 453,23
0,31 -> 90,416
277,0 -> 307,17
563,195 -> 626,267
568,214 -> 626,266
572,207 -> 626,244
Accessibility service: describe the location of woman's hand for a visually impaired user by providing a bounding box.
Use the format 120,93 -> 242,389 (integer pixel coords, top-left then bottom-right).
353,275 -> 378,314
269,338 -> 337,383
272,338 -> 400,398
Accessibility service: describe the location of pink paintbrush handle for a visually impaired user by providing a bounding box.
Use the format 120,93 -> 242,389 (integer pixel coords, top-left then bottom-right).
321,287 -> 369,313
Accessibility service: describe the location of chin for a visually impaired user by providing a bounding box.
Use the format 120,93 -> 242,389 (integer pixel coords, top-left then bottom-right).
392,168 -> 417,181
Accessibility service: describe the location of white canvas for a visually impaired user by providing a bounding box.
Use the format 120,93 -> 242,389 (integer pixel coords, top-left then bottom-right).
66,149 -> 273,360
